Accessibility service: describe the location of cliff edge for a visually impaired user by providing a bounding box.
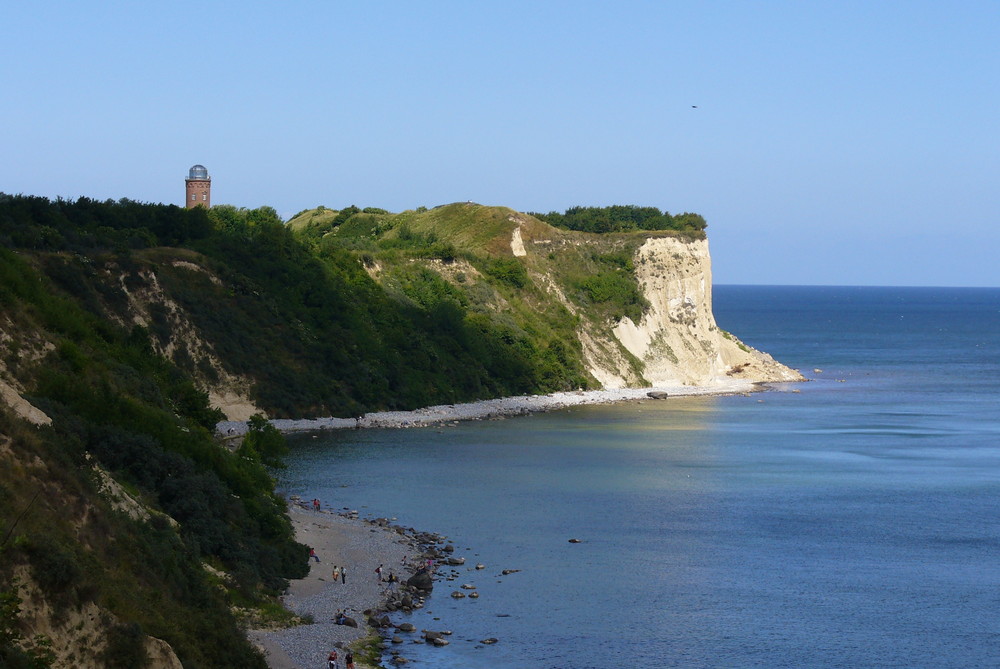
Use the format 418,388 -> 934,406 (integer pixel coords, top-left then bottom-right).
605,236 -> 803,387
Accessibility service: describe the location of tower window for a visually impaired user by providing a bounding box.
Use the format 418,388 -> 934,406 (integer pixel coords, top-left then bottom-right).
191,194 -> 196,201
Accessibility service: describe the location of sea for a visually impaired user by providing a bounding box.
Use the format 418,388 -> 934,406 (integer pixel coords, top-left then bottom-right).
277,285 -> 1000,668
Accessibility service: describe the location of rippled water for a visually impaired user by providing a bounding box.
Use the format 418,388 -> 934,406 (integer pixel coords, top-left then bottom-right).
279,286 -> 1000,668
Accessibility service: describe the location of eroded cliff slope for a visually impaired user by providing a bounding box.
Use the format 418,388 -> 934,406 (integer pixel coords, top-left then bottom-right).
607,236 -> 802,387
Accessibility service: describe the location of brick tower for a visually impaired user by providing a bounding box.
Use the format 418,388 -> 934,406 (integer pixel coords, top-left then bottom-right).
185,164 -> 211,208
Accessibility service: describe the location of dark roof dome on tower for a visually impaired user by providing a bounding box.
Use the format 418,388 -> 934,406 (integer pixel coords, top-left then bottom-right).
188,164 -> 209,180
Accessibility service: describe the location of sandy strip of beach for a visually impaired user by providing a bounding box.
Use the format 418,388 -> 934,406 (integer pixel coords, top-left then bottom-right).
219,380 -> 762,436
249,503 -> 416,669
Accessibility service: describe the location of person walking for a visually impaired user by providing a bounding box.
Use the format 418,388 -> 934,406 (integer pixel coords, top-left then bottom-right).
345,650 -> 354,669
341,565 -> 347,584
332,565 -> 340,582
327,649 -> 339,669
375,564 -> 383,582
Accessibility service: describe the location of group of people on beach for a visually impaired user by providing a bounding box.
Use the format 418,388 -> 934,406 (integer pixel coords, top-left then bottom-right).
302,497 -> 409,668
326,648 -> 354,669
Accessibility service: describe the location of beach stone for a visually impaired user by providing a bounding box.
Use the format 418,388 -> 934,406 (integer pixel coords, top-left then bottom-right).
423,631 -> 443,641
392,636 -> 403,644
481,637 -> 499,644
568,538 -> 582,543
646,390 -> 669,399
469,592 -> 479,598
432,638 -> 450,647
407,571 -> 434,592
442,543 -> 455,553
476,563 -> 485,570
450,591 -> 466,599
342,616 -> 358,628
461,583 -> 476,589
397,622 -> 416,632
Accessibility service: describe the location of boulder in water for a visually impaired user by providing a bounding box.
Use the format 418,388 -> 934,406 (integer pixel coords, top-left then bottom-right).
406,571 -> 433,592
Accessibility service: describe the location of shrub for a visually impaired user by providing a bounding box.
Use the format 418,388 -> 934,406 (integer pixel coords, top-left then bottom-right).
484,258 -> 528,288
577,271 -> 649,322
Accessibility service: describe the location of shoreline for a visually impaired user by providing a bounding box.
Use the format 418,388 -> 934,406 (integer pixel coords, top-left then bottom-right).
220,380 -> 773,436
245,380 -> 793,666
249,500 -> 453,669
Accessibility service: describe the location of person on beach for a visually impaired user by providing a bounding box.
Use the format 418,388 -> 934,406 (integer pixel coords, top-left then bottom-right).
387,571 -> 398,592
309,548 -> 320,562
341,565 -> 347,584
332,565 -> 340,582
345,650 -> 354,669
313,498 -> 321,511
327,649 -> 339,669
375,564 -> 383,581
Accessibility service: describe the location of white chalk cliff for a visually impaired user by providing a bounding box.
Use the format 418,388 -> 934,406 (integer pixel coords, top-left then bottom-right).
587,236 -> 802,388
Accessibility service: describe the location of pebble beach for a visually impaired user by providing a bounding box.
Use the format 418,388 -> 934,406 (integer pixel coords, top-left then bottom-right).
249,502 -> 429,668
220,381 -> 761,437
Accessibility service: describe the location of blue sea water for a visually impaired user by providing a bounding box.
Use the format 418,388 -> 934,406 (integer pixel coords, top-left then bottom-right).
278,286 -> 1000,668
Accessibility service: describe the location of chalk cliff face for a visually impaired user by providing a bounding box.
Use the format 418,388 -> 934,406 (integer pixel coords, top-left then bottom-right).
589,236 -> 803,388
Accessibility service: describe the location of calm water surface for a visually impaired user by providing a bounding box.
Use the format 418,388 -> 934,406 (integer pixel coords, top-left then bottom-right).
279,286 -> 1000,668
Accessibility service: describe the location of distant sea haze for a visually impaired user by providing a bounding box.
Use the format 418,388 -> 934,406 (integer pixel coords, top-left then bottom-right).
279,285 -> 1000,668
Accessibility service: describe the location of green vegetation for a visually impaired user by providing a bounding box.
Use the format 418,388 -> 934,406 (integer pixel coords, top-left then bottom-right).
0,196 -> 310,665
1,579 -> 55,668
530,205 -> 706,237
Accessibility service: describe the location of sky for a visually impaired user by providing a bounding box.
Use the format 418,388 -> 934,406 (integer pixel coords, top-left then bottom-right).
3,1 -> 999,287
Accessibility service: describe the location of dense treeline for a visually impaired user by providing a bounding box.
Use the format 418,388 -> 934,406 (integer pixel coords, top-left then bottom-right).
530,205 -> 706,236
0,193 -> 213,251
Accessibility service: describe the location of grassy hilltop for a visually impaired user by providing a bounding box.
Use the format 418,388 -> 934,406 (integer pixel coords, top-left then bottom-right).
0,194 -> 703,666
287,201 -> 706,394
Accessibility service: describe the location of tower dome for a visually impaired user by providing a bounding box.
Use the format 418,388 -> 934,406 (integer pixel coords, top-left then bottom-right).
188,164 -> 209,180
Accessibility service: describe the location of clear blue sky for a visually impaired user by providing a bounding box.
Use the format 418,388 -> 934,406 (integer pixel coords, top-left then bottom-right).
3,1 -> 998,286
